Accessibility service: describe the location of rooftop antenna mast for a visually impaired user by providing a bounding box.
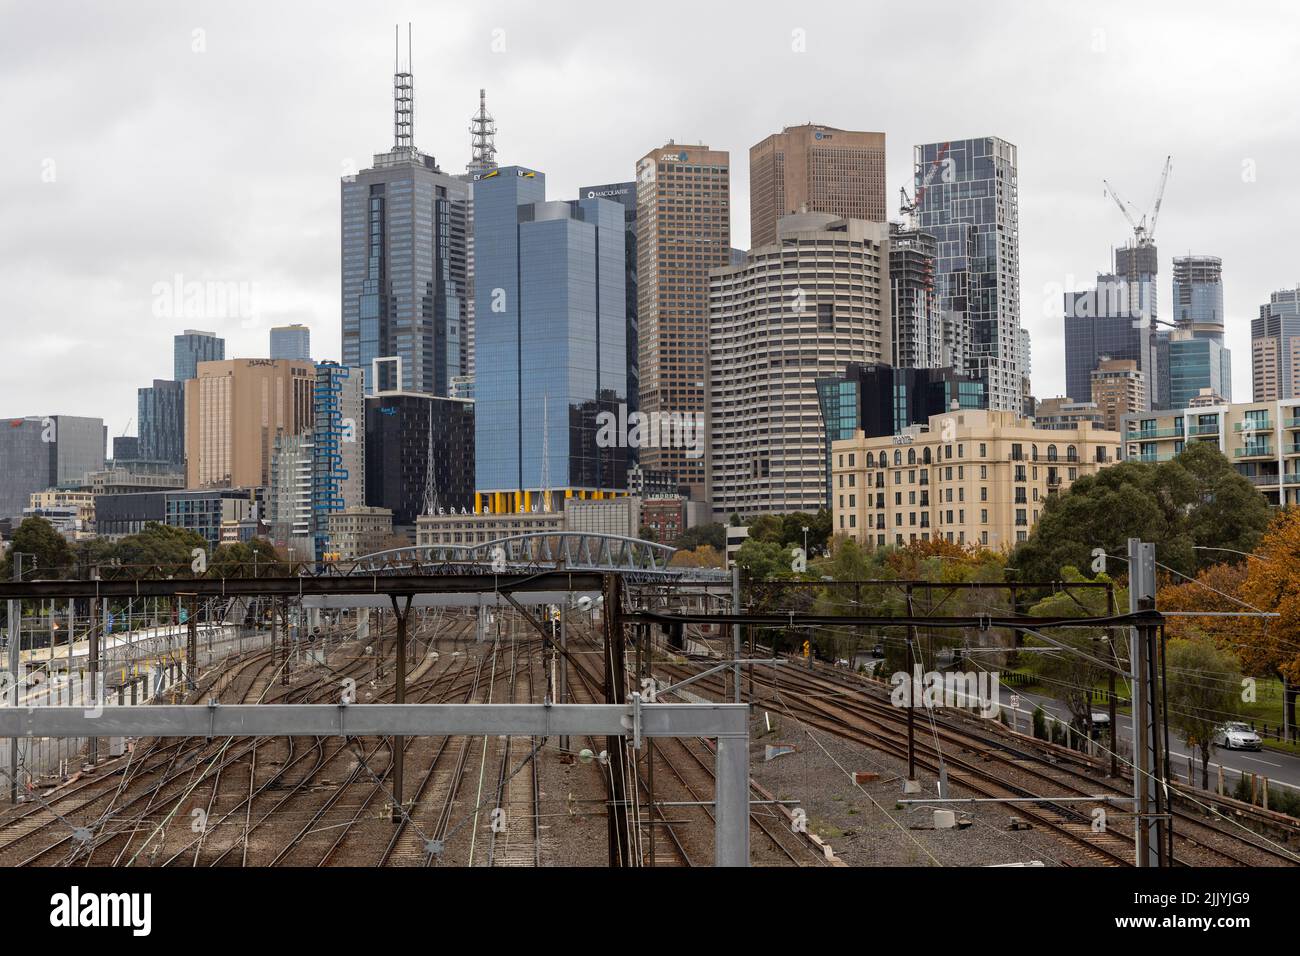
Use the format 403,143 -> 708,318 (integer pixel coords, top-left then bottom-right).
422,408 -> 439,516
468,88 -> 498,174
539,394 -> 552,514
393,23 -> 414,154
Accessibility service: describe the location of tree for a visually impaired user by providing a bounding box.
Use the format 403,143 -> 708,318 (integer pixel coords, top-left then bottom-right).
733,538 -> 797,582
673,522 -> 724,552
112,523 -> 208,576
1166,639 -> 1242,788
1011,444 -> 1270,581
0,517 -> 73,581
1024,568 -> 1126,730
1240,507 -> 1300,736
668,544 -> 723,568
211,538 -> 287,577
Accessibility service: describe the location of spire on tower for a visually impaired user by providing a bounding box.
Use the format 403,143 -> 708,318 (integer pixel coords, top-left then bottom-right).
393,23 -> 414,154
468,88 -> 498,174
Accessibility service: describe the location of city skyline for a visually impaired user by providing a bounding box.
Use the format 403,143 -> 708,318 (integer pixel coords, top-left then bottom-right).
3,1 -> 1297,435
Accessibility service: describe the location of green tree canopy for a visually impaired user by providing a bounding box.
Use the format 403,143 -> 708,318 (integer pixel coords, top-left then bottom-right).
1011,443 -> 1270,582
0,517 -> 73,580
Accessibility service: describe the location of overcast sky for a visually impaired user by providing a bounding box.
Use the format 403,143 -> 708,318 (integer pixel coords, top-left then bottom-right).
3,0 -> 1297,439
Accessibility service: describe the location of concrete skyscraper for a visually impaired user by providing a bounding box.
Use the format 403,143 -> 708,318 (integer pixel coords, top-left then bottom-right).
1252,288 -> 1300,401
184,359 -> 315,489
888,223 -> 944,369
341,38 -> 468,396
636,142 -> 731,499
749,124 -> 886,248
707,213 -> 890,520
913,137 -> 1027,412
473,166 -> 628,514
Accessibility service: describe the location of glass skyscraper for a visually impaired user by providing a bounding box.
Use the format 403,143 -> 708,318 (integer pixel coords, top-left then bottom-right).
1164,255 -> 1231,406
270,324 -> 312,361
174,330 -> 224,382
473,167 -> 628,513
913,137 -> 1027,412
138,379 -> 185,465
341,148 -> 467,396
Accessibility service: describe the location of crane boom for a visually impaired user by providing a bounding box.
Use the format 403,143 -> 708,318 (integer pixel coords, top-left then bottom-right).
1147,155 -> 1172,243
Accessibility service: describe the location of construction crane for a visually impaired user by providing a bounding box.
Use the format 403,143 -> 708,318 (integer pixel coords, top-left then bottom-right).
899,142 -> 951,225
1103,155 -> 1172,248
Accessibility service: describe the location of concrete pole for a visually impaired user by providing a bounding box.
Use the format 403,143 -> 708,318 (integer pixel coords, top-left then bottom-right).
8,554 -> 23,802
89,586 -> 98,763
390,595 -> 410,821
1128,538 -> 1160,867
559,601 -> 568,753
714,733 -> 750,867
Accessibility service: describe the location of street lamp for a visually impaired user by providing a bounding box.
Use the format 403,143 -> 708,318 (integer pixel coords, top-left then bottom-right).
802,526 -> 810,558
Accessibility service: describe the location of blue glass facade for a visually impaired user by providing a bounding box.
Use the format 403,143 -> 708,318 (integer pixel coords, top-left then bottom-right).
270,325 -> 311,361
1168,338 -> 1232,410
474,168 -> 628,505
174,331 -> 224,382
138,379 -> 184,465
914,137 -> 1024,411
816,363 -> 986,506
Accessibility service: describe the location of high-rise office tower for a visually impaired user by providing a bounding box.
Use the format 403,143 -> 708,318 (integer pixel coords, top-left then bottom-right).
312,362 -> 366,559
0,415 -> 106,523
341,40 -> 468,396
636,142 -> 731,499
174,330 -> 225,382
365,392 -> 474,532
1090,357 -> 1147,432
1164,255 -> 1231,407
184,359 -> 315,489
913,137 -> 1027,412
1252,288 -> 1300,401
1172,255 -> 1225,338
578,180 -> 639,451
474,167 -> 628,514
270,324 -> 312,361
707,213 -> 890,520
888,223 -> 943,368
269,431 -> 314,555
138,379 -> 185,466
817,363 -> 986,507
1063,268 -> 1156,409
460,89 -> 500,388
749,124 -> 886,248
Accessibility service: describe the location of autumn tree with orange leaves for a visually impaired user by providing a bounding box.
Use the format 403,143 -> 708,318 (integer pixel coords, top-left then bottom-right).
1240,508 -> 1300,735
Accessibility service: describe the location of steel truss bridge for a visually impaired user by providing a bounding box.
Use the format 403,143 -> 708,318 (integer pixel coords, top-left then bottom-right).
332,532 -> 728,584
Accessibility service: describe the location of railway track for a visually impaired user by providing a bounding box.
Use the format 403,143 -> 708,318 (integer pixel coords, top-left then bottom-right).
657,651 -> 1299,867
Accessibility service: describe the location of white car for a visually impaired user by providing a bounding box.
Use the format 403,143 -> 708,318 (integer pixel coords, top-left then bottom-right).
1213,721 -> 1263,751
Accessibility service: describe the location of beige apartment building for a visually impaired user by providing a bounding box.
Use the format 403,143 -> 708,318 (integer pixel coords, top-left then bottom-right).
185,359 -> 315,489
831,410 -> 1121,550
749,124 -> 887,248
636,142 -> 731,500
1121,397 -> 1300,507
1090,358 -> 1146,432
326,506 -> 394,560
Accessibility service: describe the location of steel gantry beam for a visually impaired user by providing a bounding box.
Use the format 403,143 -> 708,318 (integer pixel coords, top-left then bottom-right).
0,702 -> 751,867
0,571 -> 607,601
